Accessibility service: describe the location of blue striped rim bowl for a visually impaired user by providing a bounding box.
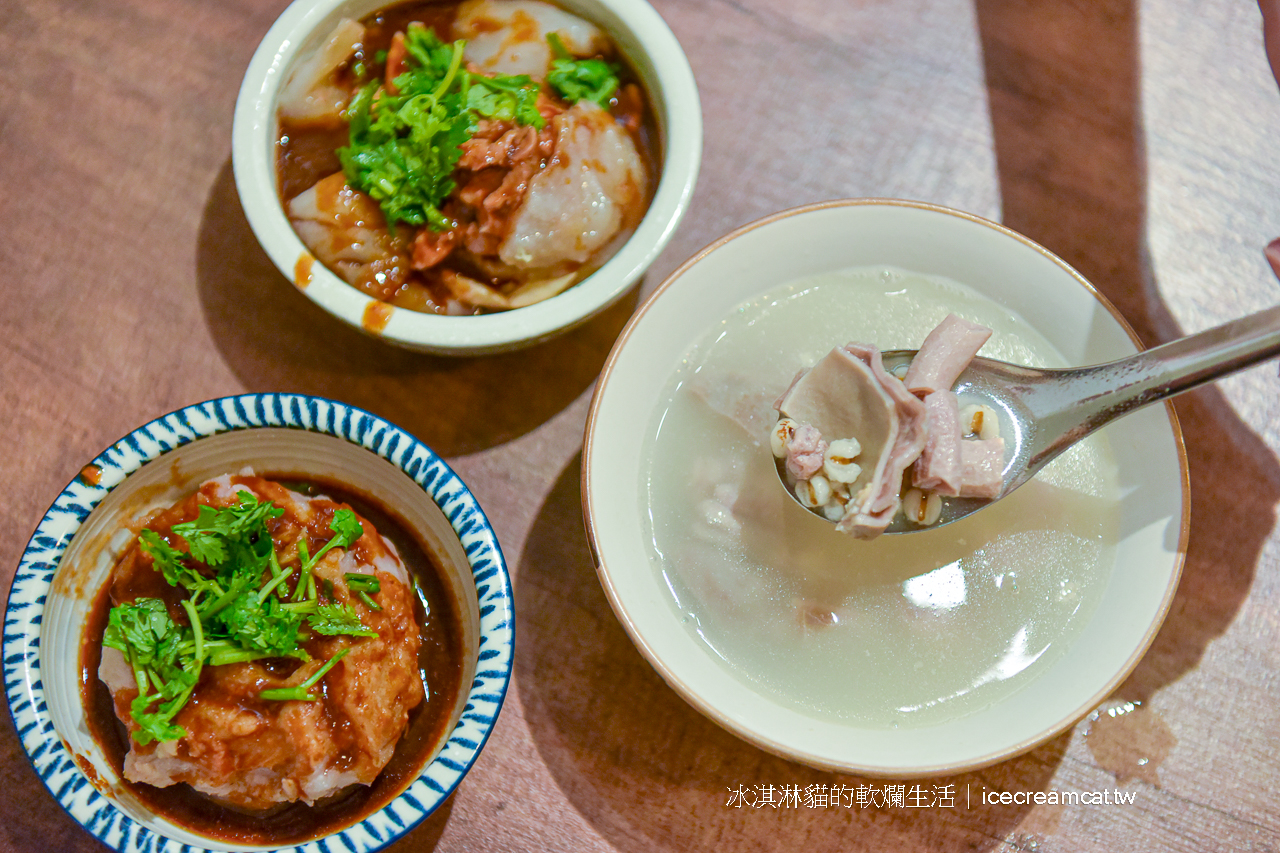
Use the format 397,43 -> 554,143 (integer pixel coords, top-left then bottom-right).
4,393 -> 513,853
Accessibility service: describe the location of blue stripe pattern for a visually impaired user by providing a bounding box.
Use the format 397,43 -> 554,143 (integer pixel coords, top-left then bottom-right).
3,393 -> 513,853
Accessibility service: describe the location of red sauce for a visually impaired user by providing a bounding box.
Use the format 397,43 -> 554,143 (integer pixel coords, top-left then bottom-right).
80,478 -> 467,845
295,253 -> 315,288
362,300 -> 394,333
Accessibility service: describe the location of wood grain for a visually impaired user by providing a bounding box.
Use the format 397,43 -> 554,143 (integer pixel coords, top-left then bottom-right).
2,0 -> 1278,850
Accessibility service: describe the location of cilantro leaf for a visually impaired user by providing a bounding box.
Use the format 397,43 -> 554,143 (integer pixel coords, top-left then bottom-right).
104,599 -> 202,745
327,509 -> 363,549
338,23 -> 544,230
103,598 -> 183,668
138,530 -> 206,591
171,491 -> 281,574
220,592 -> 305,655
466,72 -> 543,126
307,602 -> 378,638
545,32 -> 620,107
110,492 -> 384,739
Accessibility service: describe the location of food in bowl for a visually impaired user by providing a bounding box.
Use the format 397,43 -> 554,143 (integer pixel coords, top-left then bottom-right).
84,471 -> 463,841
772,313 -> 1005,535
278,0 -> 655,315
5,397 -> 512,852
640,265 -> 1120,727
586,200 -> 1185,775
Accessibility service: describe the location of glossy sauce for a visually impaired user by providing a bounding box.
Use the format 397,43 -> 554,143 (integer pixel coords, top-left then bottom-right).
275,0 -> 660,315
640,267 -> 1121,727
80,478 -> 465,845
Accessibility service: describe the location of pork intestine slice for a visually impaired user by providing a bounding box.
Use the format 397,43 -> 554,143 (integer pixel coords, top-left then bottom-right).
912,390 -> 963,497
959,437 -> 1006,498
775,345 -> 928,538
838,344 -> 930,535
903,314 -> 992,396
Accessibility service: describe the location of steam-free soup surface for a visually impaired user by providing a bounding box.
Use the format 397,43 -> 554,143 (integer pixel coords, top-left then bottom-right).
641,267 -> 1120,727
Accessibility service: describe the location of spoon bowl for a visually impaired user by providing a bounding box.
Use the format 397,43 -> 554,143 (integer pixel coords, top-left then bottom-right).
780,303 -> 1280,532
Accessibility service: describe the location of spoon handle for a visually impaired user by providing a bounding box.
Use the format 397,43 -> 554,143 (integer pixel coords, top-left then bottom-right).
1023,303 -> 1280,471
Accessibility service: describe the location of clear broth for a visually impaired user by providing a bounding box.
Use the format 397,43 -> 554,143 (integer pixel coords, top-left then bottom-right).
640,266 -> 1120,727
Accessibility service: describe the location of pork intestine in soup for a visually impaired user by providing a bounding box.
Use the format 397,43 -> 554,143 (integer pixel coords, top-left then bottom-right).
641,267 -> 1120,727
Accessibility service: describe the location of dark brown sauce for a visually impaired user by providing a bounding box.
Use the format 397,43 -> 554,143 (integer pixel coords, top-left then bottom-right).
80,477 -> 467,845
275,0 -> 662,315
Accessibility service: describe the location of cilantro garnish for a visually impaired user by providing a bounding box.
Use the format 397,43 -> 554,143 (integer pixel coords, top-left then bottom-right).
110,491 -> 383,742
103,598 -> 200,745
260,648 -> 351,702
337,24 -> 544,231
308,601 -> 380,637
545,32 -> 620,108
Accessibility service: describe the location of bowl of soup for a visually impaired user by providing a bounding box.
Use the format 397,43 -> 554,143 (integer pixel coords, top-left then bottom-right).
4,394 -> 512,851
233,0 -> 701,355
583,199 -> 1188,776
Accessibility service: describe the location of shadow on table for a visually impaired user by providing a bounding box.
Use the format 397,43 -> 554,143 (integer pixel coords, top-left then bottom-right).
193,158 -> 638,456
514,455 -> 1064,852
381,793 -> 454,852
974,0 -> 1280,710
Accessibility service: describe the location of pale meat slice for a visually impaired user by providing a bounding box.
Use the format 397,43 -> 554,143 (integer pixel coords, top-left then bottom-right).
903,314 -> 993,396
277,19 -> 365,127
959,437 -> 1007,498
912,390 -> 963,497
454,0 -> 608,81
840,344 -> 929,535
784,425 -> 826,480
776,345 -> 927,538
687,371 -> 779,443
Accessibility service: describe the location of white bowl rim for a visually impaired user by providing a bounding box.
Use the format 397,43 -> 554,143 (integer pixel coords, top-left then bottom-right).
231,0 -> 704,354
582,197 -> 1190,777
3,392 -> 514,853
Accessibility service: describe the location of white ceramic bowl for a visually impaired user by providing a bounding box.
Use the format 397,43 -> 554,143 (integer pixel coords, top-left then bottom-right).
4,394 -> 513,853
232,0 -> 701,356
583,199 -> 1188,776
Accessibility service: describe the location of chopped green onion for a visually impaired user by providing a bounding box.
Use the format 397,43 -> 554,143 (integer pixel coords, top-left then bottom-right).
345,573 -> 381,593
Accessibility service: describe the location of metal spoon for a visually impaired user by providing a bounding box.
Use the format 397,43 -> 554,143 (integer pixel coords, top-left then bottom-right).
777,304 -> 1280,533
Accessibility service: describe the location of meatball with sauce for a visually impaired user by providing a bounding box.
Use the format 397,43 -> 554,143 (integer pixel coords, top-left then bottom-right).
96,475 -> 424,811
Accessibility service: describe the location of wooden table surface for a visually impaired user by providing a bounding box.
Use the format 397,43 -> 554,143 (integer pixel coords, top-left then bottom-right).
3,0 -> 1279,850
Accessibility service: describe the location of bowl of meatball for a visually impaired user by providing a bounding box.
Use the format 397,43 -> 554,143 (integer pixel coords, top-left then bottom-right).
4,394 -> 512,852
233,0 -> 702,355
